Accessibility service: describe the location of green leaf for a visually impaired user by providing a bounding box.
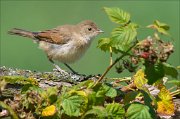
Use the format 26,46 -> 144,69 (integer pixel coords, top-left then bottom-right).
102,84 -> 117,98
72,80 -> 93,90
21,84 -> 34,93
46,87 -> 58,104
28,85 -> 44,94
124,91 -> 139,104
87,91 -> 105,106
0,76 -> 38,85
62,94 -> 85,117
126,103 -> 154,119
154,20 -> 170,30
46,87 -> 58,96
96,88 -> 106,98
147,20 -> 170,36
90,83 -> 106,105
111,23 -> 138,51
106,103 -> 125,119
104,7 -> 130,24
97,38 -> 122,53
145,62 -> 164,84
167,80 -> 180,87
162,62 -> 178,78
97,38 -> 112,52
141,90 -> 152,106
83,106 -> 107,119
141,90 -> 156,118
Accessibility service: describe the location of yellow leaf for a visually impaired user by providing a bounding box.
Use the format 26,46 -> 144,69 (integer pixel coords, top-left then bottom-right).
157,85 -> 174,116
42,105 -> 56,117
68,90 -> 89,105
69,90 -> 87,97
134,69 -> 148,89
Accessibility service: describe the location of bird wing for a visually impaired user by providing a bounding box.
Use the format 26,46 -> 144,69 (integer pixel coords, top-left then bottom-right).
34,27 -> 71,44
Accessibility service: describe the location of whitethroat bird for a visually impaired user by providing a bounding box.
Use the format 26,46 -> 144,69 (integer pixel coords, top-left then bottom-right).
8,20 -> 103,74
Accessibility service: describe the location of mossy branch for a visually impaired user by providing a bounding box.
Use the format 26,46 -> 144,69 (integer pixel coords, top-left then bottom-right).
0,66 -> 97,99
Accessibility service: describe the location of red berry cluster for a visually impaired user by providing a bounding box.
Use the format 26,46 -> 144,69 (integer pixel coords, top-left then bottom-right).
132,36 -> 174,64
115,36 -> 174,74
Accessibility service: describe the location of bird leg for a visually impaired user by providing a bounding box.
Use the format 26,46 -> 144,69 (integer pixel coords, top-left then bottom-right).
64,63 -> 79,74
48,58 -> 68,74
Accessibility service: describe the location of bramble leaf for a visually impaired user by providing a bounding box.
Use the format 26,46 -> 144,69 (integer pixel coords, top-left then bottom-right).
147,20 -> 170,36
145,62 -> 164,84
72,80 -> 93,90
106,103 -> 125,118
141,90 -> 157,118
83,106 -> 107,118
167,80 -> 180,87
102,84 -> 117,98
46,87 -> 58,104
83,104 -> 125,119
162,62 -> 178,78
90,83 -> 106,105
97,38 -> 112,52
124,91 -> 139,104
126,103 -> 154,119
157,85 -> 175,116
104,7 -> 130,24
111,23 -> 138,51
154,20 -> 170,30
134,69 -> 148,89
62,94 -> 86,117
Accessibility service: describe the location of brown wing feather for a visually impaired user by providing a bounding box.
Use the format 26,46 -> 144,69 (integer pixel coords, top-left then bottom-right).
34,28 -> 70,44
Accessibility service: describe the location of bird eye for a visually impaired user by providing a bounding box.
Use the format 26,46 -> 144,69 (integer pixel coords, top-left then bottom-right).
88,28 -> 92,31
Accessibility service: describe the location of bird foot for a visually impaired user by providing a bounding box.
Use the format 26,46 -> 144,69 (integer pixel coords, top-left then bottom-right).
53,64 -> 68,75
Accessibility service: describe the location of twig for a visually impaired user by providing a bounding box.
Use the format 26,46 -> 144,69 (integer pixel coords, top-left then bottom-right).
170,89 -> 180,97
120,83 -> 136,92
108,77 -> 131,82
109,47 -> 113,65
168,86 -> 177,91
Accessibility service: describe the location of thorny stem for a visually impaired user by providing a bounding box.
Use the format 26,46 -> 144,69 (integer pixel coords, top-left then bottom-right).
94,44 -> 136,86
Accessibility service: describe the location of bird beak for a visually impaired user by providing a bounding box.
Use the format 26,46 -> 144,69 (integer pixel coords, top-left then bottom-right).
97,29 -> 104,33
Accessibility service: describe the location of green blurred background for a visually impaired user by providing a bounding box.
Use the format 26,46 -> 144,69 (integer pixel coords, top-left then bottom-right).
0,0 -> 179,77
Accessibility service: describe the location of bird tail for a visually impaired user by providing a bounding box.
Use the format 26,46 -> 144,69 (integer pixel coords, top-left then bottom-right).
8,28 -> 36,39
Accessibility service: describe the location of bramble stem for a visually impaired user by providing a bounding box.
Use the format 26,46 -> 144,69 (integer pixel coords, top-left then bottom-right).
168,86 -> 176,91
170,89 -> 180,97
94,44 -> 136,86
109,47 -> 113,65
109,77 -> 131,82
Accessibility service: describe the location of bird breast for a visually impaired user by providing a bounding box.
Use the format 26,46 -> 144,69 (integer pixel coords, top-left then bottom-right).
39,40 -> 91,63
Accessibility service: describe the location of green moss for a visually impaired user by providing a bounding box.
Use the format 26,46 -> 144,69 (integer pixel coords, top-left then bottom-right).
0,76 -> 39,86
